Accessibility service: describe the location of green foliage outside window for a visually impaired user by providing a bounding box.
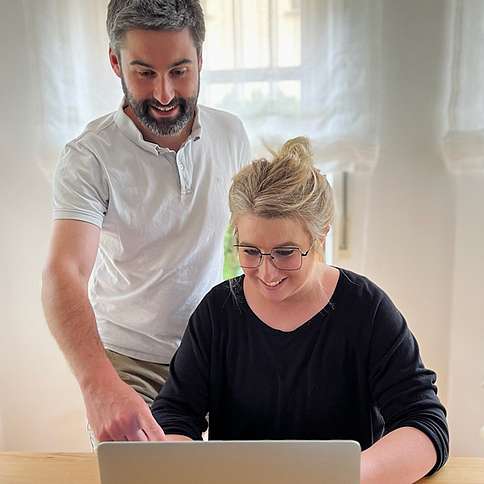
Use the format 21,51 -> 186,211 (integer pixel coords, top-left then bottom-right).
223,226 -> 242,280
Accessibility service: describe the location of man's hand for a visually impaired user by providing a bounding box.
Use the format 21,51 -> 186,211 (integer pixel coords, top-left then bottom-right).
83,376 -> 166,442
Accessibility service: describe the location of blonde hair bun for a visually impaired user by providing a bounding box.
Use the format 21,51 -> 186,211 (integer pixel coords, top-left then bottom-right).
276,136 -> 313,168
229,136 -> 334,243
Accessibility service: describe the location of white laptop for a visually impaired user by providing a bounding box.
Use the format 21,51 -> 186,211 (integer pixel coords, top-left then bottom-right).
97,440 -> 361,484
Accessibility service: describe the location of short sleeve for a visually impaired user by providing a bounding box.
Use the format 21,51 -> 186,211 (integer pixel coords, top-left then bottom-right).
53,142 -> 109,227
238,119 -> 252,170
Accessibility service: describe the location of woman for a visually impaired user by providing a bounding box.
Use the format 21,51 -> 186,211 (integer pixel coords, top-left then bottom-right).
151,137 -> 449,483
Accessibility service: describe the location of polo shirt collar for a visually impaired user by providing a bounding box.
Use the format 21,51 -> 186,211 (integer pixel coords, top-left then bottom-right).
190,107 -> 202,141
114,98 -> 202,154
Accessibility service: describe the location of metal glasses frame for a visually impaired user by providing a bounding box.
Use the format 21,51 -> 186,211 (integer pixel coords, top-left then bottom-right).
233,242 -> 314,271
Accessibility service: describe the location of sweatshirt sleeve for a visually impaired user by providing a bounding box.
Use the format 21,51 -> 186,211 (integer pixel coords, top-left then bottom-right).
151,295 -> 212,440
367,295 -> 449,475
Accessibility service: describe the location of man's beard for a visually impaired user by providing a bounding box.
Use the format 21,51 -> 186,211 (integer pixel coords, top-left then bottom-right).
121,75 -> 199,137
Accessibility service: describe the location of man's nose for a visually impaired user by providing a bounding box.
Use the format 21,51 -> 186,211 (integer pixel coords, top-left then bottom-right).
153,76 -> 175,105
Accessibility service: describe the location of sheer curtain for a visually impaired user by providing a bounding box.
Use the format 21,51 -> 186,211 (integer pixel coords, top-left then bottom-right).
23,0 -> 381,177
443,0 -> 484,173
200,0 -> 382,172
444,0 -> 484,457
22,0 -> 118,179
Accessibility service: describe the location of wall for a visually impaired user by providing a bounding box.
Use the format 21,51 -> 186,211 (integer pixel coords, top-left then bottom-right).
0,2 -> 90,452
447,174 -> 484,455
350,0 -> 454,401
0,405 -> 4,450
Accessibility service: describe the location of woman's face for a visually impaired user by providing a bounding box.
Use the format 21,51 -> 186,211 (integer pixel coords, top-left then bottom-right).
235,214 -> 322,303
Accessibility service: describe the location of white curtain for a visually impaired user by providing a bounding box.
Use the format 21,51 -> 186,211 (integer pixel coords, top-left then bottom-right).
22,0 -> 118,179
22,0 -> 381,176
200,0 -> 382,172
443,0 -> 484,174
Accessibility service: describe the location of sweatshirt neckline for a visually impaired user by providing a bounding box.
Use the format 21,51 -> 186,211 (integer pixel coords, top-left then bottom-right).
237,268 -> 343,335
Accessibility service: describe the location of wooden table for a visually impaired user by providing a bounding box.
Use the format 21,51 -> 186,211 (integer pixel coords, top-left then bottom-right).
0,453 -> 483,483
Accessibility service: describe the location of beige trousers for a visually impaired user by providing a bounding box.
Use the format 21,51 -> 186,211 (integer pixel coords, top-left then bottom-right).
88,349 -> 170,448
105,349 -> 170,405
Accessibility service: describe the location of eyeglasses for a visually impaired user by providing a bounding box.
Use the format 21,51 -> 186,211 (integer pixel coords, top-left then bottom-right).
234,242 -> 314,271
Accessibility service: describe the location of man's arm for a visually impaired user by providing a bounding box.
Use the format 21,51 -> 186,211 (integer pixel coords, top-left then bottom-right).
41,219 -> 165,442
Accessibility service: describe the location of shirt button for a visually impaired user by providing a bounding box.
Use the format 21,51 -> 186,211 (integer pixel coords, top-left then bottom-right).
179,164 -> 184,170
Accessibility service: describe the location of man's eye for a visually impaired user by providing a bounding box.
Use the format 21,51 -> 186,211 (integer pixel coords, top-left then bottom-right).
139,71 -> 155,78
273,248 -> 296,257
171,68 -> 187,77
242,248 -> 260,257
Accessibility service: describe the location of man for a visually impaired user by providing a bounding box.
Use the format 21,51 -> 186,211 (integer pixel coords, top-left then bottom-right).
41,0 -> 250,443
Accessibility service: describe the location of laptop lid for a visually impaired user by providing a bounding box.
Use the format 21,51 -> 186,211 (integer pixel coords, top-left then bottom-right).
97,440 -> 361,484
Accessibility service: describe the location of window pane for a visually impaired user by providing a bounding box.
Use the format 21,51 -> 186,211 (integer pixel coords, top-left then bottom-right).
201,80 -> 301,119
241,81 -> 271,104
274,80 -> 301,115
202,0 -> 302,70
239,0 -> 270,68
202,0 -> 235,70
276,0 -> 301,67
201,82 -> 270,117
200,82 -> 235,107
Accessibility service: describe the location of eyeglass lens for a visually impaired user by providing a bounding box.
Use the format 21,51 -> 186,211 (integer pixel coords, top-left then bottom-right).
237,247 -> 302,270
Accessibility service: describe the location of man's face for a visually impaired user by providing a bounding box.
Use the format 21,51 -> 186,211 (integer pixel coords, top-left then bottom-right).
110,28 -> 201,137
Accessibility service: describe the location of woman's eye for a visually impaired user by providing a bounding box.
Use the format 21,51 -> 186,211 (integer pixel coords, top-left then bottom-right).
274,248 -> 296,257
243,248 -> 260,257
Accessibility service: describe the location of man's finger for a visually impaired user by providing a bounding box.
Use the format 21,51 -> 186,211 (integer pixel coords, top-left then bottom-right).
143,417 -> 166,441
125,428 -> 149,441
97,426 -> 118,442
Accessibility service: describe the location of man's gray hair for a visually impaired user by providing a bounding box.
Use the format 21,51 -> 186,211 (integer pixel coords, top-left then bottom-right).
107,0 -> 205,56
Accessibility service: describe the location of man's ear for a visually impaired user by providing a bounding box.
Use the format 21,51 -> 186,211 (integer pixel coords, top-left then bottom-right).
198,52 -> 203,72
109,47 -> 122,78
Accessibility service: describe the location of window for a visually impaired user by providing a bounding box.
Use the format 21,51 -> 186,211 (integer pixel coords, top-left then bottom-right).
200,0 -> 303,133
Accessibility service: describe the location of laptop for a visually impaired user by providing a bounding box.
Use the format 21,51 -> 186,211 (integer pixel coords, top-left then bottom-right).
97,440 -> 361,484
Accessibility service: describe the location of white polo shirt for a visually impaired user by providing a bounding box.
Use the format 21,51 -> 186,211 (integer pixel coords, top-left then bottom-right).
53,102 -> 250,363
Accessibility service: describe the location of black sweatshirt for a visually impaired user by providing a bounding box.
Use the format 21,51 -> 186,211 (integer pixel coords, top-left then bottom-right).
152,269 -> 449,475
